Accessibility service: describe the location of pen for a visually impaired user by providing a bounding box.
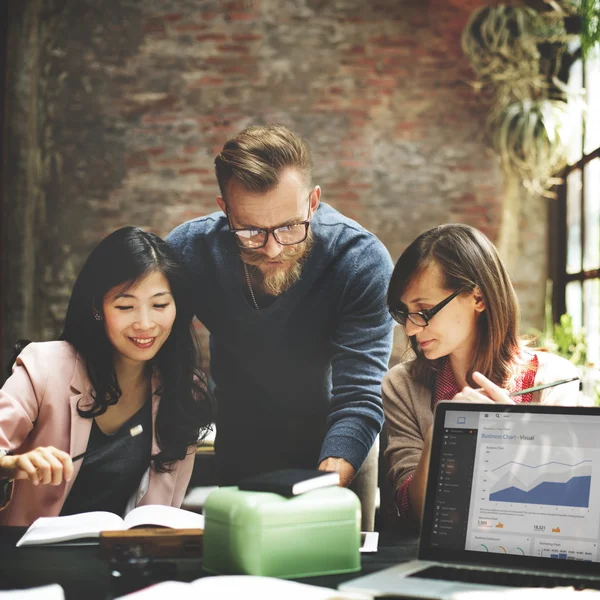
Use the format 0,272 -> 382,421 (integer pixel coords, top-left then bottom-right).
71,424 -> 144,463
508,376 -> 580,398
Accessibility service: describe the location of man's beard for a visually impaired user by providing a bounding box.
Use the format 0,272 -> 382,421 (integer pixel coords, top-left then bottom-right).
242,230 -> 314,297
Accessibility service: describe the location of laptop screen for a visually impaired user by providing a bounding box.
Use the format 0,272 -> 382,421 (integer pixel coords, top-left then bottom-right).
420,403 -> 600,572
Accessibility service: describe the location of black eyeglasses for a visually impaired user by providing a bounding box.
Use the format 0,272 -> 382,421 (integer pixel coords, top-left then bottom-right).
228,196 -> 312,250
390,288 -> 467,327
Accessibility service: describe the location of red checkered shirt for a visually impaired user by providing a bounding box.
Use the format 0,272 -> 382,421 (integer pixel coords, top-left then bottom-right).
395,353 -> 538,520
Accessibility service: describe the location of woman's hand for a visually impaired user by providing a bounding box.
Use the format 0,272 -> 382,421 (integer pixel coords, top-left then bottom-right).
0,446 -> 73,486
452,371 -> 516,405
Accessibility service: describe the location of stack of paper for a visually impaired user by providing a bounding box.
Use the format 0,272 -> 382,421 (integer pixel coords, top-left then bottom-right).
117,575 -> 373,599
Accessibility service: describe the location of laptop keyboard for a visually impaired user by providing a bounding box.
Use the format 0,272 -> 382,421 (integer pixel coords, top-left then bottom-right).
409,566 -> 600,590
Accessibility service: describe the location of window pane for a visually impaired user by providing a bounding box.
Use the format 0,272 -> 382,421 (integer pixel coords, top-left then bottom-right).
566,280 -> 582,332
566,170 -> 582,274
583,279 -> 600,367
583,158 -> 600,271
568,58 -> 584,164
584,52 -> 600,155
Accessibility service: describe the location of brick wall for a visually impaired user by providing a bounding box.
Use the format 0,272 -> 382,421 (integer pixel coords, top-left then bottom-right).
2,0 -> 549,376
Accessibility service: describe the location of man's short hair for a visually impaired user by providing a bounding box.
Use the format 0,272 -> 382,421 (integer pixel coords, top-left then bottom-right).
214,124 -> 313,200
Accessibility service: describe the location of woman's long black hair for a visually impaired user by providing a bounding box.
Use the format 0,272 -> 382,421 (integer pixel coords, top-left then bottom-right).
55,226 -> 213,473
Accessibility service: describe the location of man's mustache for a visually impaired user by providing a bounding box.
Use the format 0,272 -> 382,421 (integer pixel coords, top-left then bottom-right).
242,248 -> 300,267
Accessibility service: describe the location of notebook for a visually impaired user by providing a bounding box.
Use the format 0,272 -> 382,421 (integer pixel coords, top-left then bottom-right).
238,469 -> 340,496
340,402 -> 600,598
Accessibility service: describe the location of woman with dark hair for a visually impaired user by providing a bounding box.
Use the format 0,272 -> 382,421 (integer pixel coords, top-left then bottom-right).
0,227 -> 212,525
383,223 -> 580,527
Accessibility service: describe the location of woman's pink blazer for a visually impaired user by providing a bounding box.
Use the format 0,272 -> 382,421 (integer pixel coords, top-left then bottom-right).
0,341 -> 195,526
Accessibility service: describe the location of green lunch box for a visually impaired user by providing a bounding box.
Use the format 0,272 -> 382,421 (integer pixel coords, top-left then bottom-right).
203,486 -> 361,578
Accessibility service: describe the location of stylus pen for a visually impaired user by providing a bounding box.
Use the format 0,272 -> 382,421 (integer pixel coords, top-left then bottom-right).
71,424 -> 144,463
508,376 -> 580,398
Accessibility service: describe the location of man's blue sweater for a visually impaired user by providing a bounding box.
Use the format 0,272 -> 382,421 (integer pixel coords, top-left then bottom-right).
167,203 -> 393,483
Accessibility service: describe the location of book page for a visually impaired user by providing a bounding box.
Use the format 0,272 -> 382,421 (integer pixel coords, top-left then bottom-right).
190,576 -> 371,599
16,512 -> 125,547
118,576 -> 372,599
117,582 -> 191,598
122,504 -> 204,530
0,584 -> 65,599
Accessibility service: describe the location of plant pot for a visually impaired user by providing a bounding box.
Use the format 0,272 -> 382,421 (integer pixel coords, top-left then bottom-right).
564,15 -> 582,35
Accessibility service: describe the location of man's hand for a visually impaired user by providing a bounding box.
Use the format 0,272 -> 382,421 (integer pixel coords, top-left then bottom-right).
318,457 -> 355,487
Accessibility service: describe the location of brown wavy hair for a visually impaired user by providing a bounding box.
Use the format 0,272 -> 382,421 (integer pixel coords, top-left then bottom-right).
387,224 -> 524,390
214,124 -> 313,199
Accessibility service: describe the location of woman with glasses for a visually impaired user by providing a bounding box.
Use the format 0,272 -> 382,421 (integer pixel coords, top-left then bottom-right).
382,223 -> 581,527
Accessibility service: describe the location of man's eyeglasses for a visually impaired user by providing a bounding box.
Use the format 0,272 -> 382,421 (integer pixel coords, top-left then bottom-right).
389,288 -> 467,328
228,196 -> 312,250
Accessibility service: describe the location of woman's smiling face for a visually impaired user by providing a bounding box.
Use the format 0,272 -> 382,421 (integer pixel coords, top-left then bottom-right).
101,270 -> 176,366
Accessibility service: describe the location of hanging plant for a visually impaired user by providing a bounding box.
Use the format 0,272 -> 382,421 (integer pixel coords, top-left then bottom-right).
461,3 -> 579,195
490,99 -> 571,197
461,5 -> 545,99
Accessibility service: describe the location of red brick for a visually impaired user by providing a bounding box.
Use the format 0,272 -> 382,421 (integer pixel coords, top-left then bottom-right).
189,76 -> 225,86
195,33 -> 228,41
203,56 -> 251,65
175,24 -> 211,32
227,12 -> 255,21
346,45 -> 366,55
145,147 -> 165,156
126,154 -> 150,168
395,122 -> 419,131
216,44 -> 250,53
366,77 -> 397,90
220,64 -> 253,74
351,98 -> 383,108
179,168 -> 210,175
156,159 -> 192,166
345,58 -> 377,67
160,13 -> 184,22
340,160 -> 368,168
141,115 -> 179,124
370,35 -> 418,48
231,33 -> 263,41
143,20 -> 166,35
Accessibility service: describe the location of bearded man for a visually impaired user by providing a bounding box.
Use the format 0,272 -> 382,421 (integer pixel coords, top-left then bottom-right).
167,124 -> 393,530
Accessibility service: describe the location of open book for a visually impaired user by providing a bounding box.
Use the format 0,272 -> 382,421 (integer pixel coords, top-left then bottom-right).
16,504 -> 204,547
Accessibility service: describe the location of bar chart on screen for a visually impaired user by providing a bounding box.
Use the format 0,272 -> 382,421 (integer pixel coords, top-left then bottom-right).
534,538 -> 597,561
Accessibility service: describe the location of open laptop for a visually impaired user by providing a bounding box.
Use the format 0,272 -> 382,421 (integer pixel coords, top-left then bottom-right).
340,402 -> 600,598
